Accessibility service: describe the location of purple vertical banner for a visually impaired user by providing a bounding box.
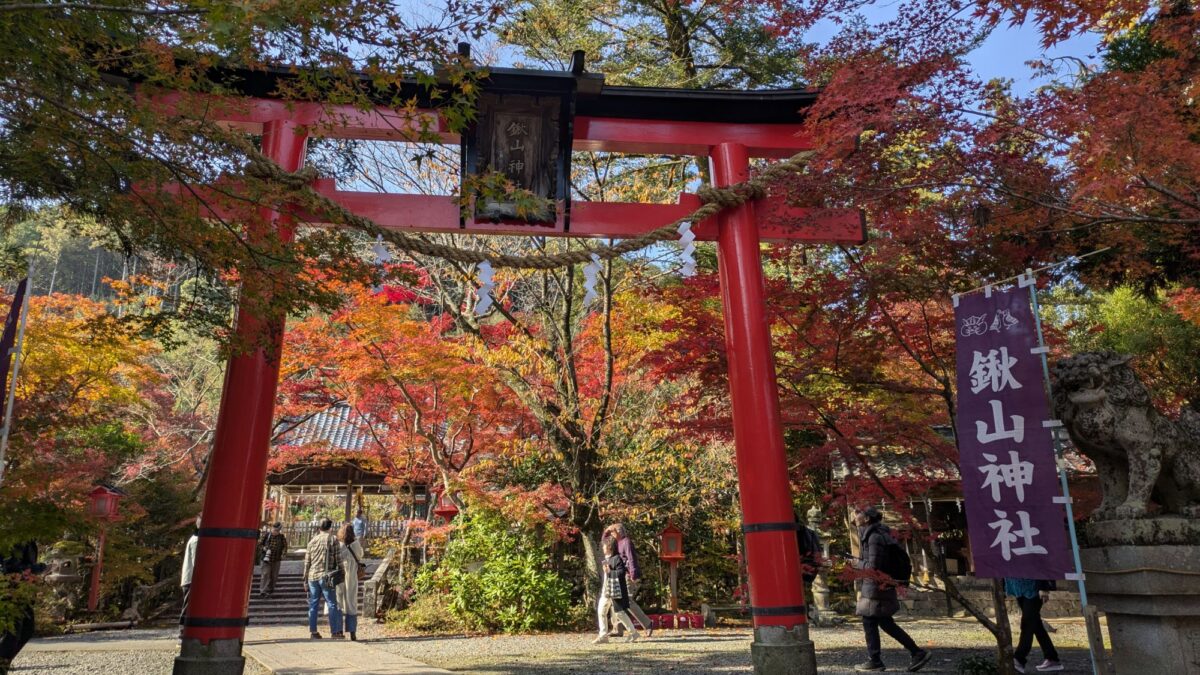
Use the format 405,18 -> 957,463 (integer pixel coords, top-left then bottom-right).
0,278 -> 28,428
954,286 -> 1071,580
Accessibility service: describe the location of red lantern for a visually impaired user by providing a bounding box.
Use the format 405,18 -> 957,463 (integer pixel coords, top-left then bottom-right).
659,522 -> 685,562
86,485 -> 123,612
86,486 -> 122,522
432,490 -> 460,521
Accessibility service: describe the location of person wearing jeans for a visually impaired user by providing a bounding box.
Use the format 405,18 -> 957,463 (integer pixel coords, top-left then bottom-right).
336,523 -> 365,641
1005,578 -> 1063,672
307,578 -> 343,638
303,518 -> 343,638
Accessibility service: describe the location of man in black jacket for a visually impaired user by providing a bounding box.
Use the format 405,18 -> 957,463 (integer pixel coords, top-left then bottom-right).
853,507 -> 931,672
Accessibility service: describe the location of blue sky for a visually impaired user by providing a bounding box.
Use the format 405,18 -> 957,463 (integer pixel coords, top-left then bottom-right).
963,22 -> 1101,94
470,4 -> 1102,95
799,3 -> 1103,95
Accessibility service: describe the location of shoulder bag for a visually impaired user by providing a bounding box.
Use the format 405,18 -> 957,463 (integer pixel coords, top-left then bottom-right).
348,546 -> 368,582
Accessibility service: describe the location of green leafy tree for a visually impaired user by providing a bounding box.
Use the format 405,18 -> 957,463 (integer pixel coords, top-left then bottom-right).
413,501 -> 571,633
1047,283 -> 1200,407
0,1 -> 502,342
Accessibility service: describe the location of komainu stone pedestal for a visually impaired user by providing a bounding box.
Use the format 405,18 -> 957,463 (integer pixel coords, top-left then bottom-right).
1081,518 -> 1200,675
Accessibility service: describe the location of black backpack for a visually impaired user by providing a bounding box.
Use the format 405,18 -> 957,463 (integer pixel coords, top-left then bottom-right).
876,533 -> 912,588
796,525 -> 822,584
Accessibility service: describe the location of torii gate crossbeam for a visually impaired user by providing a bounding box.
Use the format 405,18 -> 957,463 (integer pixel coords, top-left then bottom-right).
164,69 -> 856,675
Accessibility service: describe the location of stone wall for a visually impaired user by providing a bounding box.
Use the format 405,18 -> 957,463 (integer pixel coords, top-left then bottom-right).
893,576 -> 1083,620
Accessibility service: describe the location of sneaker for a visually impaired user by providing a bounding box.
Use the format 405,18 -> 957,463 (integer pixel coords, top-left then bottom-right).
310,632 -> 323,639
854,662 -> 886,672
330,632 -> 346,639
908,650 -> 932,672
1014,659 -> 1026,673
625,631 -> 640,643
591,634 -> 609,645
1035,660 -> 1064,672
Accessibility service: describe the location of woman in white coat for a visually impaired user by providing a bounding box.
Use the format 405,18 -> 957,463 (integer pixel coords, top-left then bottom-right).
336,523 -> 366,641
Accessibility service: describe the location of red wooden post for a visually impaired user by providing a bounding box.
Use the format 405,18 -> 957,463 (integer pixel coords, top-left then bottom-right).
712,142 -> 816,675
87,527 -> 106,612
175,119 -> 308,675
86,485 -> 121,612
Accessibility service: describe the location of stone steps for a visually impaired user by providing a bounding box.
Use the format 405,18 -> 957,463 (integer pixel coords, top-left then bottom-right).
248,561 -> 380,625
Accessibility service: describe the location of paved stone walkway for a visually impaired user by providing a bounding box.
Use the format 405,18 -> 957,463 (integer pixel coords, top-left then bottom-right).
244,625 -> 450,675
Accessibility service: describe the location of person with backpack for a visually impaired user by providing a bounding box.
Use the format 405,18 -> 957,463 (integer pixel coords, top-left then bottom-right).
853,506 -> 931,672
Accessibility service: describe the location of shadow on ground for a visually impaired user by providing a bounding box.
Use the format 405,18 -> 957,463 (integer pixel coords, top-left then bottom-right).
407,644 -> 1095,674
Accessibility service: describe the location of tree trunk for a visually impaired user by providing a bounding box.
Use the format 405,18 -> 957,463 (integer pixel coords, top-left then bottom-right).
659,0 -> 697,81
577,518 -> 605,603
991,579 -> 1017,674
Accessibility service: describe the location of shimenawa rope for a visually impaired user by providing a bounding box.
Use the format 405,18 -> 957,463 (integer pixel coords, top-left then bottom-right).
236,135 -> 813,271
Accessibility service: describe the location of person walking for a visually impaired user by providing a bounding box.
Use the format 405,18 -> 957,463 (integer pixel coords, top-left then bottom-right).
1005,578 -> 1063,672
336,523 -> 365,641
178,516 -> 200,637
592,537 -> 640,644
258,522 -> 287,598
1,541 -> 45,674
303,518 -> 344,639
853,506 -> 931,672
602,523 -> 653,637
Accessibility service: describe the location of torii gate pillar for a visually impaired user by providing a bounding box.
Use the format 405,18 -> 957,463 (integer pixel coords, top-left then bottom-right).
175,119 -> 307,675
713,142 -> 816,675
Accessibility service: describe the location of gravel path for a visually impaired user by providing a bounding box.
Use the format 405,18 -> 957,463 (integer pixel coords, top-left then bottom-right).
370,619 -> 1098,674
11,628 -> 270,675
9,618 -> 1098,674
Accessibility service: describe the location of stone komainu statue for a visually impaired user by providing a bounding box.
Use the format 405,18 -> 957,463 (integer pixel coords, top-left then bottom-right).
1051,351 -> 1200,519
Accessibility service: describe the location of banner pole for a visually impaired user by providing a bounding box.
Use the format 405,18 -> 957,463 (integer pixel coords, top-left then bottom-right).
0,261 -> 33,488
1023,269 -> 1101,675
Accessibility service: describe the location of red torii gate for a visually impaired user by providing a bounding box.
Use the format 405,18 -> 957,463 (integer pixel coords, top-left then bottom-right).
164,64 -> 862,675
